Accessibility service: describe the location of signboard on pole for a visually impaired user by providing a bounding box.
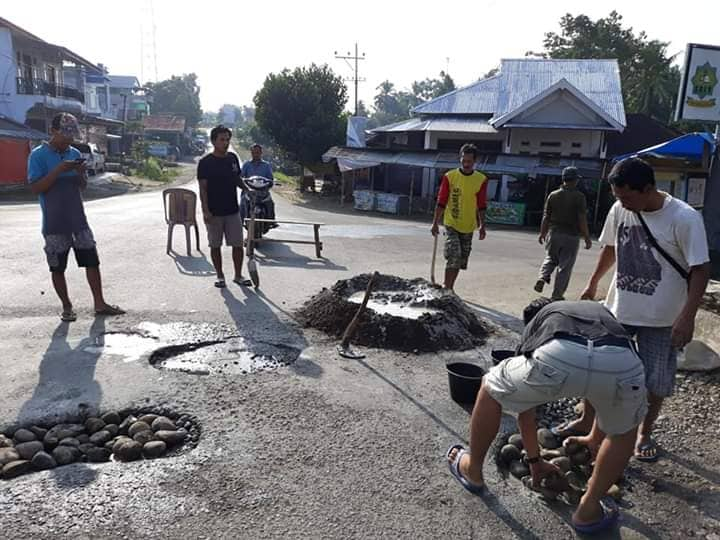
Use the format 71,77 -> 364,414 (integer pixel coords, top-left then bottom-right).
676,43 -> 720,122
486,201 -> 526,226
687,177 -> 707,208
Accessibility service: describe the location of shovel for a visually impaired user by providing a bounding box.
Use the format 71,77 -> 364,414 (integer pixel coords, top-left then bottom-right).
338,271 -> 378,359
246,220 -> 260,288
430,234 -> 439,285
248,257 -> 259,288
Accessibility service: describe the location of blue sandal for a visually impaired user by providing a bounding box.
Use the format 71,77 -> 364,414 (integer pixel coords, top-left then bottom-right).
446,444 -> 485,496
572,497 -> 619,534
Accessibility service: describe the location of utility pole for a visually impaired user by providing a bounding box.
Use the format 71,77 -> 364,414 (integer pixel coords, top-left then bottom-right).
334,43 -> 365,116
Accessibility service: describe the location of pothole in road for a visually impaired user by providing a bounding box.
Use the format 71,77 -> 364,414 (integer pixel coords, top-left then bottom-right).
149,338 -> 292,375
0,407 -> 200,481
296,273 -> 491,352
84,322 -> 301,376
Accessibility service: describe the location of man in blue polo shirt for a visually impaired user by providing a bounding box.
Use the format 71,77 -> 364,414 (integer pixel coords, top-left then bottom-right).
241,143 -> 276,224
27,112 -> 125,322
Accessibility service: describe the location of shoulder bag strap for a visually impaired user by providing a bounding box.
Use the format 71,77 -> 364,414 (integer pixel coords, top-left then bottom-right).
634,211 -> 690,281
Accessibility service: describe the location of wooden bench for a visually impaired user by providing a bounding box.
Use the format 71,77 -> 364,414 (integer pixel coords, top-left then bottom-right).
244,219 -> 324,258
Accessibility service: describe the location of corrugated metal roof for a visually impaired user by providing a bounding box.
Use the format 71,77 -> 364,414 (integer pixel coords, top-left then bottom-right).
0,17 -> 100,72
371,116 -> 497,134
411,75 -> 500,115
109,75 -> 141,89
494,59 -> 625,127
408,60 -> 625,129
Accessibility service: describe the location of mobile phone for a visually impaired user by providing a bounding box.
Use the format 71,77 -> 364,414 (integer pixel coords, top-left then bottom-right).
74,158 -> 87,164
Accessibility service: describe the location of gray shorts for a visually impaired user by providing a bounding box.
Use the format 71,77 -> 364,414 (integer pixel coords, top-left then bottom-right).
623,325 -> 676,398
206,212 -> 243,248
484,338 -> 648,435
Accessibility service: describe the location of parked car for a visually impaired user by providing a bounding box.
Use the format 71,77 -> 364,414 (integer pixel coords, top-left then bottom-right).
73,142 -> 105,175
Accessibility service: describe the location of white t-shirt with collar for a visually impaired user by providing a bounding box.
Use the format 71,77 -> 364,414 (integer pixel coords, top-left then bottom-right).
599,194 -> 709,327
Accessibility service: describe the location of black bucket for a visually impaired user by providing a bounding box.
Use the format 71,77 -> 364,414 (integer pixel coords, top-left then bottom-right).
446,362 -> 485,404
491,349 -> 516,366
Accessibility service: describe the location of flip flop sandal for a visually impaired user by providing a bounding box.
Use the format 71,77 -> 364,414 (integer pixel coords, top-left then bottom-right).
551,422 -> 588,438
60,309 -> 77,322
94,305 -> 126,316
233,277 -> 253,287
214,279 -> 226,288
572,497 -> 619,534
446,444 -> 485,496
635,441 -> 659,462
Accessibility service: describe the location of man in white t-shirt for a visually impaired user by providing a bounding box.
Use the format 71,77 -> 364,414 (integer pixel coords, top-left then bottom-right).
559,157 -> 711,462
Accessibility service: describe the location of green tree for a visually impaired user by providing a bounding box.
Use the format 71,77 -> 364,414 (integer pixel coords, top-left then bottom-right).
412,71 -> 456,101
254,63 -> 347,169
540,11 -> 681,122
201,111 -> 217,127
372,80 -> 419,126
146,73 -> 203,128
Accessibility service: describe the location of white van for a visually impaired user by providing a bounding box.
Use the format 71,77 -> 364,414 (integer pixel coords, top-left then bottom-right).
73,142 -> 105,175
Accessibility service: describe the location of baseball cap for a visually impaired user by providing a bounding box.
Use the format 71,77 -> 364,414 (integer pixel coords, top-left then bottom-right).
51,113 -> 81,139
561,166 -> 582,181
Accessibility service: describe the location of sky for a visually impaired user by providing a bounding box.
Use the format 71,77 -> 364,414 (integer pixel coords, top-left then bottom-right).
3,1 -> 720,113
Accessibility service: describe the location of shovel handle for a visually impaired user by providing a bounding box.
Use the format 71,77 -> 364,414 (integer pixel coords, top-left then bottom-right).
340,272 -> 378,349
430,234 -> 438,284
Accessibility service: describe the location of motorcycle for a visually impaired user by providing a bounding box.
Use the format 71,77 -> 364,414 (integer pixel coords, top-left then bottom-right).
240,175 -> 275,240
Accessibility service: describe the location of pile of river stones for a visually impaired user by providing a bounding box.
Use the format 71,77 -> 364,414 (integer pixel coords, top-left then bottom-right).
497,427 -> 622,504
0,410 -> 197,480
536,397 -> 582,429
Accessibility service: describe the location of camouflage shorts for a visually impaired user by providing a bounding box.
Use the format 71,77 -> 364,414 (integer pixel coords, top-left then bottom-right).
444,227 -> 473,270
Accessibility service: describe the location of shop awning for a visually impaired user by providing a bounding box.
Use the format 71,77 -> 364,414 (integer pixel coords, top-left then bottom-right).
323,146 -> 604,177
613,132 -> 716,162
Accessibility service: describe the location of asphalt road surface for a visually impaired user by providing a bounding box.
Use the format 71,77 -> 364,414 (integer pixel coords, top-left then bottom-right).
0,180 -> 682,539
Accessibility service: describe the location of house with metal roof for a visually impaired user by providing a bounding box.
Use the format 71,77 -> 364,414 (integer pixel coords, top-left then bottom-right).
0,16 -> 102,127
324,59 -> 628,224
108,75 -> 151,122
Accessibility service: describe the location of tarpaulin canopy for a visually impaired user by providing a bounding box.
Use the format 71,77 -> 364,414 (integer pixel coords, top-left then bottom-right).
613,132 -> 716,162
337,158 -> 380,172
323,146 -> 603,177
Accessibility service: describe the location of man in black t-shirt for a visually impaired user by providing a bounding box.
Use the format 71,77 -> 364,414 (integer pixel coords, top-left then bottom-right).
197,125 -> 251,287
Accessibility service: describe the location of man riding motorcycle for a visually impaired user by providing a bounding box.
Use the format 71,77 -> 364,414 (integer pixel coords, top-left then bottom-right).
241,143 -> 276,229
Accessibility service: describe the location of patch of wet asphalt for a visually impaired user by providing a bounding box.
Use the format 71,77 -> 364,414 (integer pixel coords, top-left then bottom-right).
83,321 -> 302,376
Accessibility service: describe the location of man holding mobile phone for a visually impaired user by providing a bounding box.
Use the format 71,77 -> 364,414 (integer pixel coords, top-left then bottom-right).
27,113 -> 125,322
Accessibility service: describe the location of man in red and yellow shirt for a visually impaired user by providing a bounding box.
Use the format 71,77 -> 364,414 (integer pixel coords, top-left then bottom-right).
431,143 -> 488,290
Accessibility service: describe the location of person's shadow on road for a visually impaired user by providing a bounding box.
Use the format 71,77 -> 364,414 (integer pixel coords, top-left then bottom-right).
219,287 -> 318,378
16,317 -> 106,489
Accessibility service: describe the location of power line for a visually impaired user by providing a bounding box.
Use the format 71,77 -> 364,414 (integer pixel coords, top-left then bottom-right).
334,43 -> 366,116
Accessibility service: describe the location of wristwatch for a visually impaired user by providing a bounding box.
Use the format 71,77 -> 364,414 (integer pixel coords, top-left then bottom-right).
527,456 -> 541,464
